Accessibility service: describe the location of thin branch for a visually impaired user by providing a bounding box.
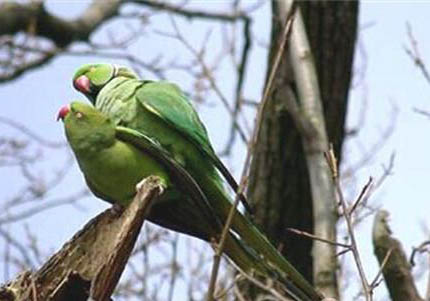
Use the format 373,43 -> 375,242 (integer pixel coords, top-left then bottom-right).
0,227 -> 34,268
167,16 -> 248,145
287,228 -> 350,249
414,107 -> 430,119
0,116 -> 65,148
326,147 -> 371,300
1,0 -> 252,83
0,0 -> 121,82
129,0 -> 250,22
207,178 -> 247,301
206,5 -> 296,300
167,234 -> 179,301
404,22 -> 430,84
369,248 -> 393,290
223,16 -> 252,155
236,270 -> 292,301
410,240 -> 430,267
0,51 -> 56,83
2,42 -> 167,80
343,103 -> 398,178
0,190 -> 89,225
349,177 -> 373,215
0,1 -> 121,46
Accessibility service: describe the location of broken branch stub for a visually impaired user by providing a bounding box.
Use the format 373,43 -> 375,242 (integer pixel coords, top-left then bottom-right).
0,176 -> 163,301
372,210 -> 424,301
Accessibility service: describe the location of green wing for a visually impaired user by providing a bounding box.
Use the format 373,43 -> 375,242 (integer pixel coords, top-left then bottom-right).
135,81 -> 253,213
115,128 -> 310,299
136,81 -> 213,152
115,125 -> 222,227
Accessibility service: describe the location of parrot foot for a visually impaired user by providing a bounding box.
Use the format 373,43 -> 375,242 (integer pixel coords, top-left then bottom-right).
110,203 -> 124,216
136,176 -> 166,195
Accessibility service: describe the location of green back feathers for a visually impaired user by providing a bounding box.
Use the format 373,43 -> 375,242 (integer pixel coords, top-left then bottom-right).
73,63 -> 252,213
135,81 -> 215,154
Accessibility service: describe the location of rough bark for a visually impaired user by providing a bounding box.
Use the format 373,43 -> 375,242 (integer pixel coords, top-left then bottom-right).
0,1 -> 121,47
0,1 -> 121,83
0,1 -> 248,83
372,210 -> 424,301
0,177 -> 162,301
248,0 -> 358,293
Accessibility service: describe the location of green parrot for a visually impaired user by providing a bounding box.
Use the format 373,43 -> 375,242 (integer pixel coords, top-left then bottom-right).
58,102 -> 322,301
72,63 -> 253,213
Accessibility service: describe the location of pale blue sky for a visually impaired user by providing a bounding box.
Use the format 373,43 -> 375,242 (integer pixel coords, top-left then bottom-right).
1,1 -> 430,300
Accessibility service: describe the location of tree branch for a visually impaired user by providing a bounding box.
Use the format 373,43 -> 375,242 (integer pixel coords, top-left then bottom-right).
0,176 -> 162,301
372,210 -> 424,301
129,0 -> 249,22
0,1 -> 121,47
279,1 -> 338,297
0,0 -> 121,82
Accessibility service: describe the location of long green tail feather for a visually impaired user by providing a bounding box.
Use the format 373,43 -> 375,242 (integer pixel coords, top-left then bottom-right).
203,174 -> 323,301
223,231 -> 317,301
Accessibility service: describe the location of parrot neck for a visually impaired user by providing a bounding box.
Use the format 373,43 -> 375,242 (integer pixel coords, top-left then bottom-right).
66,125 -> 116,157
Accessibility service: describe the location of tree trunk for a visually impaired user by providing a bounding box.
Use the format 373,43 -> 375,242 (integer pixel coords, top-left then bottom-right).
247,0 -> 358,294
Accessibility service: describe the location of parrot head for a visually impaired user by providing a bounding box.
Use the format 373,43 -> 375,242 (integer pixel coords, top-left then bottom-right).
73,63 -> 138,104
58,101 -> 115,150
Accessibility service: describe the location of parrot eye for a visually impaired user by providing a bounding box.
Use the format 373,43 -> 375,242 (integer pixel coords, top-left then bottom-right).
76,112 -> 84,119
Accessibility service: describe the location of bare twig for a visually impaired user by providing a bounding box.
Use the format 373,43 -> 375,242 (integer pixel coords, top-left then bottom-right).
410,240 -> 430,267
287,228 -> 350,249
222,14 -> 252,155
369,248 -> 393,290
167,234 -> 179,301
0,190 -> 88,225
349,177 -> 373,215
2,43 -> 167,79
414,107 -> 430,119
0,227 -> 33,268
0,1 -> 121,82
206,5 -> 296,300
326,147 -> 371,301
0,116 -> 65,148
166,16 -> 249,145
236,269 -> 292,301
405,22 -> 430,84
130,0 -> 251,22
0,0 -> 254,83
343,103 -> 398,179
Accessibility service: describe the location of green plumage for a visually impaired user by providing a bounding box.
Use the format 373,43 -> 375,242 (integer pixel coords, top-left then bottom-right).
71,64 -> 323,301
61,102 -> 281,289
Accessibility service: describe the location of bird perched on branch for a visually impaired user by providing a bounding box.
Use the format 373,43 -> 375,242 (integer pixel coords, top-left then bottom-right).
67,63 -> 324,301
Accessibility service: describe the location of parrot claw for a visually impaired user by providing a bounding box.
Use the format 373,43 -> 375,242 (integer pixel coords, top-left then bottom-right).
135,176 -> 166,195
135,179 -> 146,193
110,203 -> 124,216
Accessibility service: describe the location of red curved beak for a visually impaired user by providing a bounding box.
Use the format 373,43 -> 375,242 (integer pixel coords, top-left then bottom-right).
73,75 -> 91,94
57,104 -> 71,121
